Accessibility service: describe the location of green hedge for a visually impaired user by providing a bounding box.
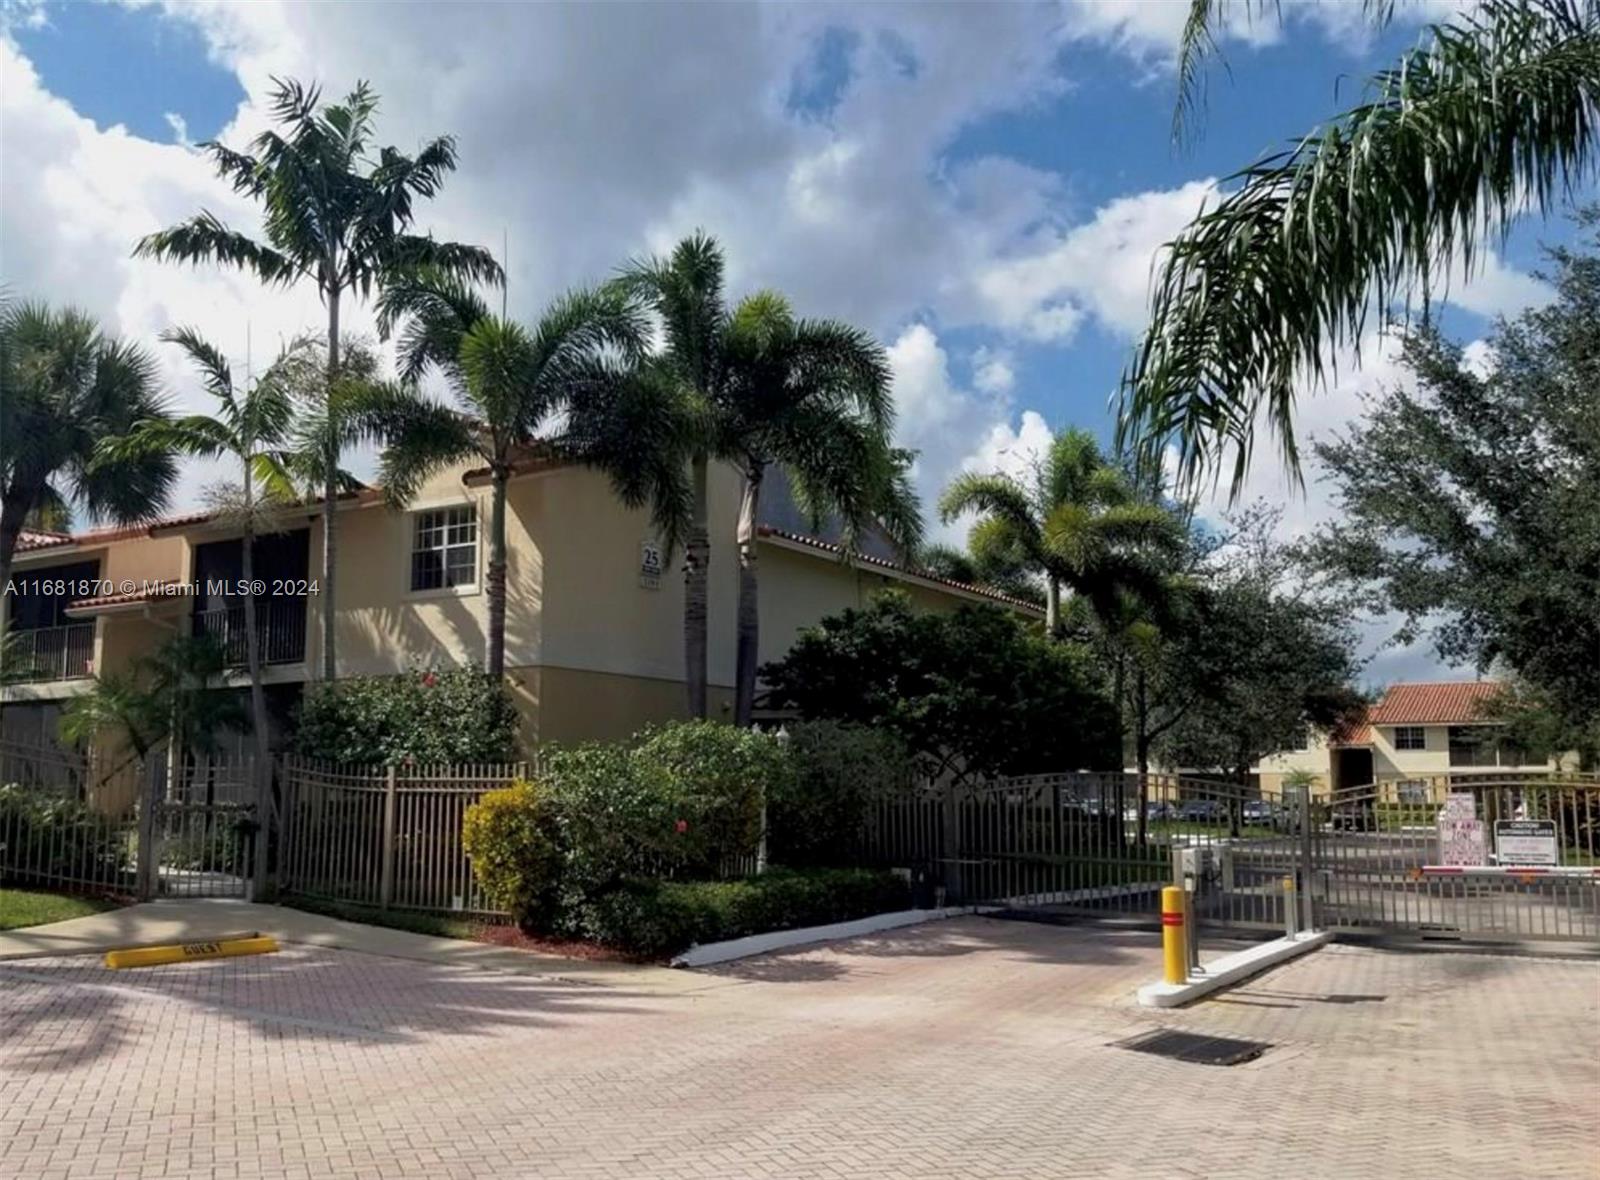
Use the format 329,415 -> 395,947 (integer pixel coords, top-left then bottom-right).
769,720 -> 906,868
0,784 -> 128,888
293,667 -> 520,764
575,868 -> 912,959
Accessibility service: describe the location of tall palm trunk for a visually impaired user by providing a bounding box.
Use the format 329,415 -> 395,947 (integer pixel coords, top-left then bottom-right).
733,458 -> 765,728
0,485 -> 25,703
1044,576 -> 1061,639
238,465 -> 271,801
486,467 -> 509,678
683,453 -> 710,718
319,282 -> 341,682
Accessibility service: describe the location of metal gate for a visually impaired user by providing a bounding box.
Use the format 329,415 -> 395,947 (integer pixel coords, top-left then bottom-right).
140,750 -> 261,900
866,770 -> 1600,943
1311,775 -> 1599,941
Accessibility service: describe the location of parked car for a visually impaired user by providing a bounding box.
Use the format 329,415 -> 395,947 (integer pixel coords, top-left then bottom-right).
1177,799 -> 1227,823
1242,800 -> 1278,826
1329,801 -> 1376,831
1145,801 -> 1174,822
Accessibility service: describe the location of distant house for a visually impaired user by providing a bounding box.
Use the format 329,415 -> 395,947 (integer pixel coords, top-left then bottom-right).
1256,680 -> 1573,796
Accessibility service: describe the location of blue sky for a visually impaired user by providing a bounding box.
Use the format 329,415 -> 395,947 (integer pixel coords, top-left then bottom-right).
2,0 -> 1581,683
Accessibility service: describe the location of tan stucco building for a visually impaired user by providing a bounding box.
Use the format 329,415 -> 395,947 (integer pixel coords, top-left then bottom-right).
1255,680 -> 1572,797
2,455 -> 1035,754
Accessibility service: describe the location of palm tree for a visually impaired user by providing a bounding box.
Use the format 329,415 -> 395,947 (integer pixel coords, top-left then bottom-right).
61,632 -> 246,765
1122,0 -> 1600,494
134,77 -> 503,680
0,301 -> 177,613
105,329 -> 309,786
939,428 -> 1176,638
607,233 -> 729,719
373,273 -> 646,678
713,294 -> 921,726
917,535 -> 1045,606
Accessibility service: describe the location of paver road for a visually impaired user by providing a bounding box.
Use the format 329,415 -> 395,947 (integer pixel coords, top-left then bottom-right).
2,917 -> 1596,1178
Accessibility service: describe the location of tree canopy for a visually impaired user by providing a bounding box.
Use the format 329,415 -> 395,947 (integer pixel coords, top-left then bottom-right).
1310,221 -> 1600,766
761,590 -> 1120,782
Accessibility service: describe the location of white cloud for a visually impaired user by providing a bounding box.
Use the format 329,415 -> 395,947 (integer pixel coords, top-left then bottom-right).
161,111 -> 190,145
973,179 -> 1217,341
971,346 -> 1015,395
886,324 -> 1051,546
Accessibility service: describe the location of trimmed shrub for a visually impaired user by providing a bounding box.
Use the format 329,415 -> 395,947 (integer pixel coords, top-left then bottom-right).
770,720 -> 907,867
0,783 -> 128,888
545,721 -> 776,893
461,782 -> 562,929
575,867 -> 911,959
293,667 -> 520,764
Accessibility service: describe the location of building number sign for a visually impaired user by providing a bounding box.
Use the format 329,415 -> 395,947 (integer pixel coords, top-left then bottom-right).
640,539 -> 663,590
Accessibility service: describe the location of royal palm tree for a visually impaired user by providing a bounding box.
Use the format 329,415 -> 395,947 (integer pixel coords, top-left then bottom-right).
0,301 -> 176,611
134,77 -> 502,680
1123,0 -> 1600,493
106,329 -> 311,785
939,428 -> 1177,638
605,233 -> 728,719
373,272 -> 646,678
713,293 -> 921,726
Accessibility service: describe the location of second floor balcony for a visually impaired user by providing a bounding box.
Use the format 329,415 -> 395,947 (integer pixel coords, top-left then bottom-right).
2,622 -> 96,684
192,599 -> 307,667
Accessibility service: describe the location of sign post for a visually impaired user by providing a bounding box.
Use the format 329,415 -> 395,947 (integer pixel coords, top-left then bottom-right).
1494,819 -> 1558,867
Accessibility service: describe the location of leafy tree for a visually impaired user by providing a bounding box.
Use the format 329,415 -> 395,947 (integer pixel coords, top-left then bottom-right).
1158,509 -> 1365,782
1122,0 -> 1600,493
761,590 -> 1119,783
939,427 -> 1178,638
372,273 -> 644,677
0,301 -> 176,609
1309,228 -> 1600,767
134,78 -> 502,680
106,329 -> 312,779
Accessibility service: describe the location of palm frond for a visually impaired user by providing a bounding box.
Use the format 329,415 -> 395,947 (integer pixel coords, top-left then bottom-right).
133,214 -> 301,284
1126,0 -> 1600,496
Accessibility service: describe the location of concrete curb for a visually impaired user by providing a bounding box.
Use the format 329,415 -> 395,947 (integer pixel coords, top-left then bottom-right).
671,906 -> 973,968
1136,930 -> 1332,1008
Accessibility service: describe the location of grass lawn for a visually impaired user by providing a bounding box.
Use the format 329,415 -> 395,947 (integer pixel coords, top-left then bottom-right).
0,888 -> 122,931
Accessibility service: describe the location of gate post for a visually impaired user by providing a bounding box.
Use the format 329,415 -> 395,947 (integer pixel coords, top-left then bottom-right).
1287,783 -> 1317,932
379,764 -> 398,910
940,780 -> 963,905
250,756 -> 272,903
136,756 -> 161,901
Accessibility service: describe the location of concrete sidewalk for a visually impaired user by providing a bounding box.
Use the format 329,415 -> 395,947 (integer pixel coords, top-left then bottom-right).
0,899 -> 694,989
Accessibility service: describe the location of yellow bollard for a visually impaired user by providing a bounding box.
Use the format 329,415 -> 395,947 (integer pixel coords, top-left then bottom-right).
1282,876 -> 1298,936
1161,886 -> 1188,984
104,936 -> 278,970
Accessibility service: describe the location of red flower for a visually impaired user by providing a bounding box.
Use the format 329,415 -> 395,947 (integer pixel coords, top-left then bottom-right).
422,672 -> 438,688
674,819 -> 689,835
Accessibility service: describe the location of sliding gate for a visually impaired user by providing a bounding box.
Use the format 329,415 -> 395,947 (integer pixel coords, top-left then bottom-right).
868,771 -> 1600,942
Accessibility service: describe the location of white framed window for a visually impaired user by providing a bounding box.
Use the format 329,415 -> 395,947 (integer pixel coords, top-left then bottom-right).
410,505 -> 478,592
1393,725 -> 1426,751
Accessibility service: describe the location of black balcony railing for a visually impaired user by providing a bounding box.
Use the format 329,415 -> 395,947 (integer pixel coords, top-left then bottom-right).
1,623 -> 96,684
192,600 -> 307,667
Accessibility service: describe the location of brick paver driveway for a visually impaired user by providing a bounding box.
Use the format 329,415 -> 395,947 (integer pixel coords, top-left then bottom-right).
2,917 -> 1596,1179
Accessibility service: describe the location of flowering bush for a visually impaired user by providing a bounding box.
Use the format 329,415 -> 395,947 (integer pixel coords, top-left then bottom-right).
292,667 -> 519,764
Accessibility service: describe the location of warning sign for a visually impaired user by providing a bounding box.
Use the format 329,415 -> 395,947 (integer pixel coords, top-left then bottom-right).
1494,820 -> 1558,866
1438,817 -> 1487,866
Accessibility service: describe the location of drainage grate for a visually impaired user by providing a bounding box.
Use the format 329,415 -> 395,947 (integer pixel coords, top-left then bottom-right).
1113,1028 -> 1272,1066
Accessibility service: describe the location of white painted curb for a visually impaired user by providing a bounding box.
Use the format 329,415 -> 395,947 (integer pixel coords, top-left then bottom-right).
1136,931 -> 1332,1008
671,907 -> 974,968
